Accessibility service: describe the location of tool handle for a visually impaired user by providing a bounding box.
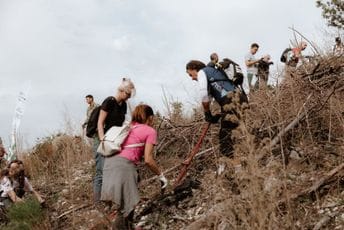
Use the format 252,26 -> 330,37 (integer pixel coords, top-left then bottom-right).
173,122 -> 210,188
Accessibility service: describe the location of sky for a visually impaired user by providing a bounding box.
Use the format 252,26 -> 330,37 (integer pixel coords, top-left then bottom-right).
0,0 -> 332,149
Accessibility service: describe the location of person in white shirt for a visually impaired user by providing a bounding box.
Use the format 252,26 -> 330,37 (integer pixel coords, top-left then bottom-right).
186,60 -> 248,157
0,169 -> 22,208
8,160 -> 45,204
245,43 -> 261,90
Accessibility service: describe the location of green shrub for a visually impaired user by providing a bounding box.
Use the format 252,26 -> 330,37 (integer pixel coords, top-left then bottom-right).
4,197 -> 43,229
2,221 -> 31,230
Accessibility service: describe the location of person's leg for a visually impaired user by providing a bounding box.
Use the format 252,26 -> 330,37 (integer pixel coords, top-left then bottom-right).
112,210 -> 134,230
92,137 -> 104,203
124,211 -> 134,230
259,72 -> 268,89
112,211 -> 126,230
219,89 -> 247,157
219,126 -> 232,157
264,72 -> 269,87
247,73 -> 253,89
219,95 -> 241,157
219,118 -> 238,158
254,76 -> 260,90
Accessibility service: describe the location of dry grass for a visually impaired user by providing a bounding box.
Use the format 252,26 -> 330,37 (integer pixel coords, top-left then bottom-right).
137,53 -> 344,229
20,134 -> 93,229
206,54 -> 344,229
8,54 -> 343,229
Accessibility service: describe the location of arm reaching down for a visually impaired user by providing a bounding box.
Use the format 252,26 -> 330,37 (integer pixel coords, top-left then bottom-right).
144,143 -> 168,189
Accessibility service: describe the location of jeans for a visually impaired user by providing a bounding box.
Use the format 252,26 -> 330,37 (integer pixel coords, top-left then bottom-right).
92,137 -> 104,202
247,72 -> 256,89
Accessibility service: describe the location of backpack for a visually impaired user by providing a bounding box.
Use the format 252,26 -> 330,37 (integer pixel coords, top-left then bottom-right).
96,122 -> 144,156
215,58 -> 244,86
280,48 -> 292,63
13,172 -> 25,198
86,106 -> 101,138
203,66 -> 237,104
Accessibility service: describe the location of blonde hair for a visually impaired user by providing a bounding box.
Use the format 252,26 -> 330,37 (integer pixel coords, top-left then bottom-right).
118,78 -> 136,97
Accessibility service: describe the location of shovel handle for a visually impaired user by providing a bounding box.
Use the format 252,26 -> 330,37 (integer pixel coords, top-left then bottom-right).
173,122 -> 211,188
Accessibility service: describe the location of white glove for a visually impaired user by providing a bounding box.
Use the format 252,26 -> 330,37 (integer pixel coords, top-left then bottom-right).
158,173 -> 168,189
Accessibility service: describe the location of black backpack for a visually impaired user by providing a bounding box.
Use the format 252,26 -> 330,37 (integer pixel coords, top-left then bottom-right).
280,48 -> 292,63
215,58 -> 244,86
14,171 -> 26,198
86,106 -> 101,138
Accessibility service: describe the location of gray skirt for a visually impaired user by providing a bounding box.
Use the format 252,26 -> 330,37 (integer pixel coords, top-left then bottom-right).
101,155 -> 140,216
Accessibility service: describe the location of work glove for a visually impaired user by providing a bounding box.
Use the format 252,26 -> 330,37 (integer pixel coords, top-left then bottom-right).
204,111 -> 221,124
158,173 -> 168,189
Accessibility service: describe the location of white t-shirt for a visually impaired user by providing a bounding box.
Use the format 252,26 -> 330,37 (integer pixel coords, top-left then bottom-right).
197,70 -> 212,103
245,52 -> 258,75
0,176 -> 13,198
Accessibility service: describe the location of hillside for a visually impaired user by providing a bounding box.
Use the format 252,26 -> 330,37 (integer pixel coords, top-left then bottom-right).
5,53 -> 344,229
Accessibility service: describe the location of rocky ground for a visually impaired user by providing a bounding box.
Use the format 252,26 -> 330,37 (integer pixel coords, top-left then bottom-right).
31,136 -> 343,229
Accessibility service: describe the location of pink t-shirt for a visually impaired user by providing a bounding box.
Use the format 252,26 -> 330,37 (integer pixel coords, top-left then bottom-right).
118,123 -> 157,164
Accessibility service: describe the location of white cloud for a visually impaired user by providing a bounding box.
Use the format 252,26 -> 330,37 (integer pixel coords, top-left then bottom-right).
0,0 -> 331,148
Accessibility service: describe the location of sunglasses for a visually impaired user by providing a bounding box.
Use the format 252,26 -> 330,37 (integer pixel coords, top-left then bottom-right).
124,91 -> 131,97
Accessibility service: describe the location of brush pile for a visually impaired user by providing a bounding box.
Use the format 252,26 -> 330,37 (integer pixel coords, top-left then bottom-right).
136,54 -> 344,229
15,53 -> 343,229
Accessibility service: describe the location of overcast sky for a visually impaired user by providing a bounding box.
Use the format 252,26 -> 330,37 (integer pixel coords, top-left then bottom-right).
0,0 -> 332,148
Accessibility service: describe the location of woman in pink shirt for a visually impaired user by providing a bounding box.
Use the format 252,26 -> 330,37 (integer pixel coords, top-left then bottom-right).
101,104 -> 168,229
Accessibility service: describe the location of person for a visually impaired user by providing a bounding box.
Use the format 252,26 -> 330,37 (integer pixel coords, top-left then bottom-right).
245,43 -> 261,90
0,169 -> 22,209
286,41 -> 307,68
333,37 -> 344,56
82,95 -> 99,130
8,160 -> 45,204
101,104 -> 168,229
256,54 -> 273,89
207,52 -> 219,67
94,78 -> 136,204
186,60 -> 248,157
